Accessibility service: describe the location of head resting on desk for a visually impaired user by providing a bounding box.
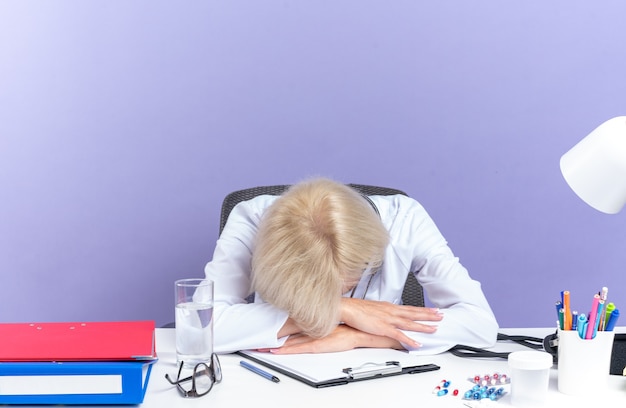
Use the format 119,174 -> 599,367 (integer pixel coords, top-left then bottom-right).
251,177 -> 389,338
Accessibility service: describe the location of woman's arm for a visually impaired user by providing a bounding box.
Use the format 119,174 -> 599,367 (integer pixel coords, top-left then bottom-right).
268,299 -> 442,354
267,324 -> 404,354
339,298 -> 442,348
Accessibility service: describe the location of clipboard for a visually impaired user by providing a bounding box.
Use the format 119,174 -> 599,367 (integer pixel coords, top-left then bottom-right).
237,348 -> 439,388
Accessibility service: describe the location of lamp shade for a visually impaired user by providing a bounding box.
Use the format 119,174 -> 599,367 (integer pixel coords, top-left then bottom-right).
559,116 -> 626,214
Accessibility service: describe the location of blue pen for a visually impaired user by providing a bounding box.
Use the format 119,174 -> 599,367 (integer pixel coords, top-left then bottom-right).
240,360 -> 280,383
605,309 -> 620,332
571,311 -> 578,331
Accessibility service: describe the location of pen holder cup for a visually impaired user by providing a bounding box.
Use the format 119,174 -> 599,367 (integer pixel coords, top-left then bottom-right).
557,329 -> 614,395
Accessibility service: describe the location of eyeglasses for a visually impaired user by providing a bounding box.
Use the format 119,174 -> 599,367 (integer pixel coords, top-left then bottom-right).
165,354 -> 222,398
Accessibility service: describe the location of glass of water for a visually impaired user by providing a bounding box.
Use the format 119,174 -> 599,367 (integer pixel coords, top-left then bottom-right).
175,278 -> 214,368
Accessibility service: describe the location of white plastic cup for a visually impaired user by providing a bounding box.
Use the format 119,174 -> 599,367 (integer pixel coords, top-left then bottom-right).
508,350 -> 553,407
557,329 -> 614,395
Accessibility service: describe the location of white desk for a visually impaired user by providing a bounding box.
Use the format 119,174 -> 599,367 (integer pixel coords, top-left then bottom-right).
143,328 -> 626,407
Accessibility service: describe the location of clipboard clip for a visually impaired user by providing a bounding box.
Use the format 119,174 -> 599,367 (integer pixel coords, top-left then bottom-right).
342,361 -> 401,379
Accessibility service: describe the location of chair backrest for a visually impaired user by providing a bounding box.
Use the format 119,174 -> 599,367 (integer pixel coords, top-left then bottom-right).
219,184 -> 425,307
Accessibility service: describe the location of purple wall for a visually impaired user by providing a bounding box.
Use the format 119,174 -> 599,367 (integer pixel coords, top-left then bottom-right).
1,1 -> 625,329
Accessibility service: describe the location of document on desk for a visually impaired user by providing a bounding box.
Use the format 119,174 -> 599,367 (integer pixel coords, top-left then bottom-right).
238,348 -> 439,388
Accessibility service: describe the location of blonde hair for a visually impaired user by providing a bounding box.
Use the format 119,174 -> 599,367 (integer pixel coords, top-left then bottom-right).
251,178 -> 389,338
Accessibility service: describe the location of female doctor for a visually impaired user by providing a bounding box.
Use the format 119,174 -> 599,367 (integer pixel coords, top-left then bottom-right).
205,177 -> 498,355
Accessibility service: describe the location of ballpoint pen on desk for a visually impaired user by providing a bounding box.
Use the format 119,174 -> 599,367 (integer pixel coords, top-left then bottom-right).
240,360 -> 280,383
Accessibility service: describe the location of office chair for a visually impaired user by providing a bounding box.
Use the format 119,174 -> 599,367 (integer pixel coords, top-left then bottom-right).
219,184 -> 425,307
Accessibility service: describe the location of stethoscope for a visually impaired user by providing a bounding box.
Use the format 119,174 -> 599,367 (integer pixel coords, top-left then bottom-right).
348,266 -> 378,299
448,333 -> 553,361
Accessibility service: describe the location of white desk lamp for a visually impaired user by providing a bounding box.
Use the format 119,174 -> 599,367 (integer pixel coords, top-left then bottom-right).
560,116 -> 626,214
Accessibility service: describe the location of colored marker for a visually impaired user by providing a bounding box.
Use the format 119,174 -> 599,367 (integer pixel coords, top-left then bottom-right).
593,300 -> 605,338
585,294 -> 600,339
604,302 -> 615,330
577,313 -> 587,339
600,287 -> 609,301
605,309 -> 620,332
598,288 -> 609,329
555,300 -> 562,321
563,291 -> 571,330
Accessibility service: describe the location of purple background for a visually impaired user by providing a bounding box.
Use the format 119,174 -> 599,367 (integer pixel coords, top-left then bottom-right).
1,1 -> 625,329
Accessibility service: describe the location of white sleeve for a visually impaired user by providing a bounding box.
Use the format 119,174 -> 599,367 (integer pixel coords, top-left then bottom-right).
384,197 -> 499,355
204,197 -> 290,354
404,261 -> 499,355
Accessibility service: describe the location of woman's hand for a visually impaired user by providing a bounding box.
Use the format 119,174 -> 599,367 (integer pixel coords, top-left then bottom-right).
340,298 -> 442,348
264,324 -> 402,354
